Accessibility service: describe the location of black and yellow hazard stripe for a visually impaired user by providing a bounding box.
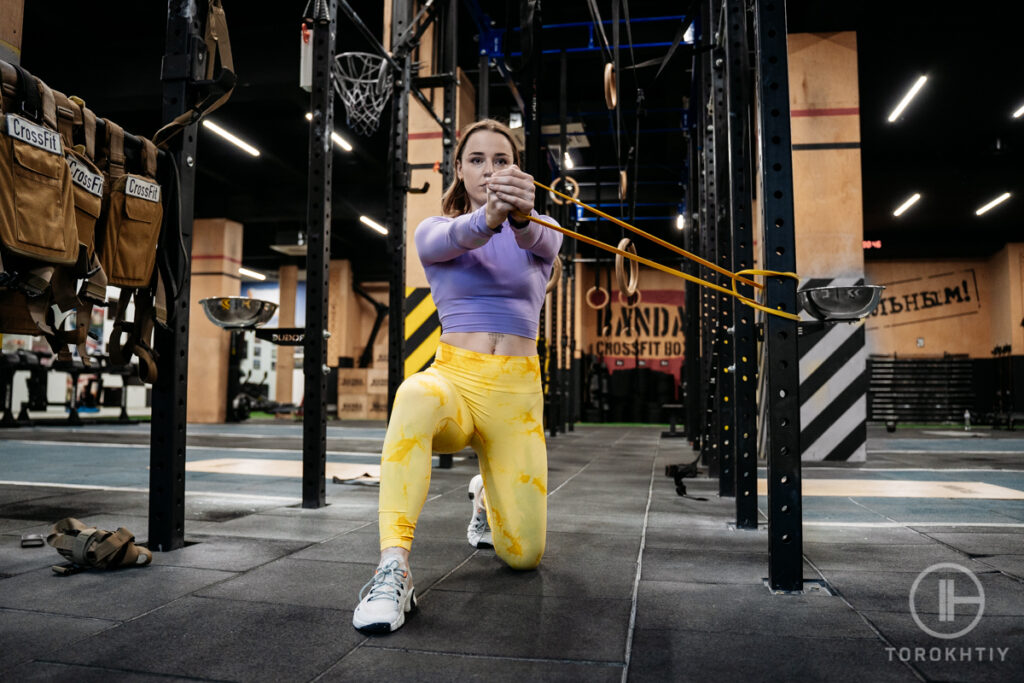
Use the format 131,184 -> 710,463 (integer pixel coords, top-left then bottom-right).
403,287 -> 441,377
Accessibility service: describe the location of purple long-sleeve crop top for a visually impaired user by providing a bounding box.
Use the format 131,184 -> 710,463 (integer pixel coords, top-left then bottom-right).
414,206 -> 563,339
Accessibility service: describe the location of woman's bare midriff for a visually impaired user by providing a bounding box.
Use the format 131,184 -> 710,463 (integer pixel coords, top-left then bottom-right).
439,331 -> 537,356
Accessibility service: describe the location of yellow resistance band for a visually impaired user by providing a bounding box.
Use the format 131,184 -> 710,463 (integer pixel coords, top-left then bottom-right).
534,179 -> 763,292
514,196 -> 802,321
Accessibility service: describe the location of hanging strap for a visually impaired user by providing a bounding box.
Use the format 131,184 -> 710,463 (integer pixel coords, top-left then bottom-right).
152,0 -> 235,148
68,96 -> 98,160
99,118 -> 126,180
109,289 -> 159,382
141,138 -> 158,177
52,90 -> 77,149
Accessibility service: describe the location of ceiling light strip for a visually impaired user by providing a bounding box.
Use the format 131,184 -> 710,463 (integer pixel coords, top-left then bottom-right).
892,193 -> 921,217
359,215 -> 388,235
887,75 -> 928,123
975,192 -> 1011,216
202,120 -> 260,156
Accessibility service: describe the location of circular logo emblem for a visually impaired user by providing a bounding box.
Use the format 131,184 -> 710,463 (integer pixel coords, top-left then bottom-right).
909,562 -> 985,639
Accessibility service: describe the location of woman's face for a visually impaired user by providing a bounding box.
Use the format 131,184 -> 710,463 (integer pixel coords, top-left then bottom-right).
456,129 -> 515,211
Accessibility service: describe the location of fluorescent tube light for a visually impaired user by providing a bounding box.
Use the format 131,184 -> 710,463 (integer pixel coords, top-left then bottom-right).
238,267 -> 266,281
887,75 -> 928,123
893,193 -> 921,217
305,113 -> 353,151
975,192 -> 1011,215
202,120 -> 260,156
1013,103 -> 1024,118
564,152 -> 574,170
360,215 -> 388,235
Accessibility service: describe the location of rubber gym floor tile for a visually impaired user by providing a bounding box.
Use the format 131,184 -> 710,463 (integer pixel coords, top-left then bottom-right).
850,499 -> 1024,525
644,509 -> 749,530
858,610 -> 1022,683
0,565 -> 235,620
547,500 -> 651,519
0,536 -> 61,576
0,661 -> 182,682
974,554 -> 1024,578
543,530 -> 642,558
256,496 -> 379,520
183,494 -> 291,522
319,645 -> 623,683
802,525 -> 936,545
293,533 -> 475,569
0,609 -> 116,673
635,580 -> 876,638
626,628 -> 919,683
0,485 -> 77,506
803,542 -> 976,573
186,511 -> 368,543
645,546 -> 818,586
822,569 -> 1024,617
195,556 -> 446,610
0,516 -> 53,534
547,511 -> 647,535
152,536 -> 312,572
642,524 -> 768,552
429,551 -> 638,600
923,531 -> 1024,556
20,489 -> 151,516
48,595 -> 365,682
361,590 -> 632,662
0,496 -> 113,522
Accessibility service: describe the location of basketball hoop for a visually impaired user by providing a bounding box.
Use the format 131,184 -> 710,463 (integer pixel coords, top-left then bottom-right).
333,51 -> 394,136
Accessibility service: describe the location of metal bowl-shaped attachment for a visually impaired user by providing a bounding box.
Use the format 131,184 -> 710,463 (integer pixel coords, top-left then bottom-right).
798,285 -> 885,321
199,297 -> 278,329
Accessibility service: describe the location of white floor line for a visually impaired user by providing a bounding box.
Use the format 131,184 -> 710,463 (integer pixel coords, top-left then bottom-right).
0,439 -> 383,458
0,479 -> 300,501
867,450 -> 1024,455
804,521 -> 1024,528
790,467 -> 1024,473
621,446 -> 659,683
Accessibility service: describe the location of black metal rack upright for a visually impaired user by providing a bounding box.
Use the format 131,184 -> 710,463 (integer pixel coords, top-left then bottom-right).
724,0 -> 759,529
302,0 -> 337,509
681,0 -> 804,591
148,0 -> 205,552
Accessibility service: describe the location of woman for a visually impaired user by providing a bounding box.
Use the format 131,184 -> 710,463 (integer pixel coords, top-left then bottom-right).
352,119 -> 562,634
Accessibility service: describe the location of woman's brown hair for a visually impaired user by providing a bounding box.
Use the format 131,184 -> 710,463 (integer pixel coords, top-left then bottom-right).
440,118 -> 522,217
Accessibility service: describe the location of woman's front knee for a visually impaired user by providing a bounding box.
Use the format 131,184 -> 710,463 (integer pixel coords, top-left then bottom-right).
497,537 -> 545,571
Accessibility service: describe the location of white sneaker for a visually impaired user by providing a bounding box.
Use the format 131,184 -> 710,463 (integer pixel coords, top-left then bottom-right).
467,474 -> 493,549
352,559 -> 416,634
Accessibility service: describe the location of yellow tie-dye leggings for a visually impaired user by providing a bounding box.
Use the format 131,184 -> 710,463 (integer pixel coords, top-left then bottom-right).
379,342 -> 547,570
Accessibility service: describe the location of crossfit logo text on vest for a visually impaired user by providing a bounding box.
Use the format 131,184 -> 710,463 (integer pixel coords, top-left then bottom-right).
67,157 -> 104,197
125,176 -> 161,203
6,114 -> 62,155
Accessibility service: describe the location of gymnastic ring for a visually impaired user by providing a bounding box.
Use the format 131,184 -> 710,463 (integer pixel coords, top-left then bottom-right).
614,238 -> 639,297
585,285 -> 609,309
549,176 -> 579,206
618,288 -> 642,307
618,170 -> 628,201
546,255 -> 563,294
603,62 -> 617,110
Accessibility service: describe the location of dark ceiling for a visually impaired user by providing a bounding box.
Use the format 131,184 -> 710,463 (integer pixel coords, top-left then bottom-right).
18,2 -> 1023,284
